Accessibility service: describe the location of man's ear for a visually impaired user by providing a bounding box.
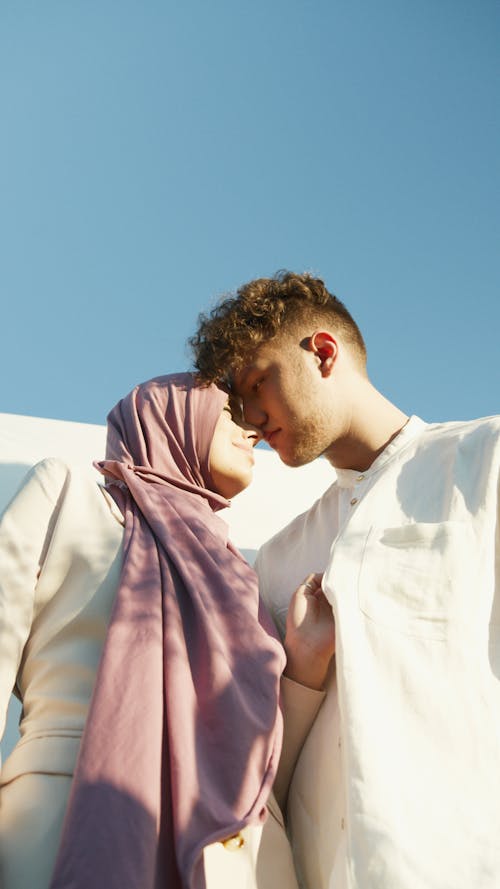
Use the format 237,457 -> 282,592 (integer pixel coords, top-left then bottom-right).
309,331 -> 338,377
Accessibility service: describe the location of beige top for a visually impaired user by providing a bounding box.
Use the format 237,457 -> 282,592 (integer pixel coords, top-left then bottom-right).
0,457 -> 299,889
0,458 -> 124,784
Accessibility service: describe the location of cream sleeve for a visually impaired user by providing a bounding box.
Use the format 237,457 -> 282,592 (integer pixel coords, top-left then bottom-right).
274,675 -> 325,811
256,546 -> 326,810
0,458 -> 69,744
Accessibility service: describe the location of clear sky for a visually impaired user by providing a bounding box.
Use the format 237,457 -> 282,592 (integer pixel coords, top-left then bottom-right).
1,0 -> 498,426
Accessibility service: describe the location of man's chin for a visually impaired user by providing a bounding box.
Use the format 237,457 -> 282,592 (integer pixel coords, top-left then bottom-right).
277,446 -> 317,468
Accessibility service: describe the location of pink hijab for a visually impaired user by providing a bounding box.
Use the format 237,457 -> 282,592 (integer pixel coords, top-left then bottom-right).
50,373 -> 285,889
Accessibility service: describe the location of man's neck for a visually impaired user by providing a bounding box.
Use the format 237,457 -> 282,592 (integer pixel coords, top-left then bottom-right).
325,385 -> 409,472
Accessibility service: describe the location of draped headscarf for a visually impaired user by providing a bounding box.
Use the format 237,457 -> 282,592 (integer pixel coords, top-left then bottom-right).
50,373 -> 285,889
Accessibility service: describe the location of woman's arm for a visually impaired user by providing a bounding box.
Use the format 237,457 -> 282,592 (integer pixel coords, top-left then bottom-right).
274,675 -> 326,810
274,573 -> 335,809
0,459 -> 68,745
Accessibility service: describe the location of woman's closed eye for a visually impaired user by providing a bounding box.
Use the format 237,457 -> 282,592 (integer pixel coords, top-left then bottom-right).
227,397 -> 243,423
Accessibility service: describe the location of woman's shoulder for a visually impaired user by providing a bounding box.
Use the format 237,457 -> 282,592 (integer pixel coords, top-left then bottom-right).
6,458 -> 106,522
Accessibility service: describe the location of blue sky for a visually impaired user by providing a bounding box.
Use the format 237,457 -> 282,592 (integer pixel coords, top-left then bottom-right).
1,0 -> 498,426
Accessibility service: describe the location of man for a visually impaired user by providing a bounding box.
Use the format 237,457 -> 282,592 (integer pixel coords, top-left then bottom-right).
190,271 -> 500,889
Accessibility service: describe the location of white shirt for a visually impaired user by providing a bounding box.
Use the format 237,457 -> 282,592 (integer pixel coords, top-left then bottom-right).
256,415 -> 500,889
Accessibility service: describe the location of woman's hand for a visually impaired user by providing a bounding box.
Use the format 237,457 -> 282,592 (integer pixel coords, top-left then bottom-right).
284,573 -> 335,690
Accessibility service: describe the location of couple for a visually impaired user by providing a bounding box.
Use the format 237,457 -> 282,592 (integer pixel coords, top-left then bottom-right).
1,271 -> 500,889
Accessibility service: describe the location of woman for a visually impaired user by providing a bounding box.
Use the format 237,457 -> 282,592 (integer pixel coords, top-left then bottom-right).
0,373 -> 299,889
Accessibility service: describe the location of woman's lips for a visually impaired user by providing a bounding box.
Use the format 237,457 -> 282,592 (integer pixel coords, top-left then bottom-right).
234,442 -> 255,462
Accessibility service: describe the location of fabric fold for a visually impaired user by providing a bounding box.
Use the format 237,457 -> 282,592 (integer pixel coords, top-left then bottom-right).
50,373 -> 285,889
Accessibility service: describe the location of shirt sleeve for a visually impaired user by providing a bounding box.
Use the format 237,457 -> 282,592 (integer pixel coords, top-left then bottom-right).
256,538 -> 327,808
0,458 -> 69,744
274,675 -> 325,810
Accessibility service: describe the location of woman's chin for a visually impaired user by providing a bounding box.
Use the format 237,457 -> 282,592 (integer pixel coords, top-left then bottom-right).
224,470 -> 253,500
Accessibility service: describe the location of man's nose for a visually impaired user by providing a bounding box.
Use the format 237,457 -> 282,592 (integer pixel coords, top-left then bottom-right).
242,399 -> 267,430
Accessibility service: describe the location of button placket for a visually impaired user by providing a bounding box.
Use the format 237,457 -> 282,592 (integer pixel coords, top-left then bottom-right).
350,471 -> 371,506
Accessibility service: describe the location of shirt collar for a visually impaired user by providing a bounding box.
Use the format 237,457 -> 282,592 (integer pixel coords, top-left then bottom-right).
335,415 -> 427,488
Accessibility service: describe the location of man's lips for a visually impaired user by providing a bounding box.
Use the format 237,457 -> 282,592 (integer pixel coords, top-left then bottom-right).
264,429 -> 280,447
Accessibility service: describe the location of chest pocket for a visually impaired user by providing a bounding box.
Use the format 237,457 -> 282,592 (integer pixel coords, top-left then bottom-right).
357,521 -> 475,639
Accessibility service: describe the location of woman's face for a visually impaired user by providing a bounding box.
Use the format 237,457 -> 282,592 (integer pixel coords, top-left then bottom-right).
208,401 -> 260,499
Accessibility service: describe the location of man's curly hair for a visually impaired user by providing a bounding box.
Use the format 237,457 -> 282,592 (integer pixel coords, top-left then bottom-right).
190,271 -> 366,386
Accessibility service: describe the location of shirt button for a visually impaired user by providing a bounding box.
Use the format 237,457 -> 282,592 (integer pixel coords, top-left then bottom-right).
341,818 -> 345,830
350,497 -> 358,506
338,737 -> 342,749
356,474 -> 365,482
222,833 -> 245,851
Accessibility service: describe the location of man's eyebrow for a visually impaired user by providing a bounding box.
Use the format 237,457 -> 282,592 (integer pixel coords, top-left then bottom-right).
227,394 -> 243,419
231,363 -> 255,391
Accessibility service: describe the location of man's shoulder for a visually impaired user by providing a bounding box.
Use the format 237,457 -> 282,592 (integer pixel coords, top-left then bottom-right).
422,415 -> 500,450
425,415 -> 500,435
405,416 -> 500,485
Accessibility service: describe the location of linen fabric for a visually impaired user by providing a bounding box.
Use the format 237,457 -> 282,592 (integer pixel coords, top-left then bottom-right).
50,373 -> 285,889
256,415 -> 500,889
0,459 -> 124,889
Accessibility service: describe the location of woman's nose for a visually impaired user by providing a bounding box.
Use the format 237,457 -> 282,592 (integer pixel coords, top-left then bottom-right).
240,423 -> 262,446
